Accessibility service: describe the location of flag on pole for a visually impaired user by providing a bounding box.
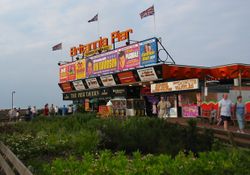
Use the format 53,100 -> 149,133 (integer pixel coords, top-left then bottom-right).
52,43 -> 62,51
140,5 -> 155,19
88,14 -> 98,23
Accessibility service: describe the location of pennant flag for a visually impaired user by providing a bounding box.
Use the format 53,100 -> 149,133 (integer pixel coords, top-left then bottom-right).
140,5 -> 155,19
52,43 -> 62,51
88,14 -> 98,23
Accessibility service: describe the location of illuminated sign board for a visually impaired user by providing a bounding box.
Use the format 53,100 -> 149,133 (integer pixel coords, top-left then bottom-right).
140,38 -> 158,66
100,75 -> 116,86
137,67 -> 158,82
67,63 -> 76,81
61,82 -> 72,92
59,65 -> 68,83
151,79 -> 199,93
73,80 -> 85,91
87,50 -> 118,77
118,71 -> 137,84
75,60 -> 86,79
117,44 -> 140,70
85,78 -> 100,89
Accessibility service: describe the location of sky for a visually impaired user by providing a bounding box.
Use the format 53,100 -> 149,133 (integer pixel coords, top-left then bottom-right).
0,0 -> 250,109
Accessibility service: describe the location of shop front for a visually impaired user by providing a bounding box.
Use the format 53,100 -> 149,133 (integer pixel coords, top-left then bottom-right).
151,78 -> 200,118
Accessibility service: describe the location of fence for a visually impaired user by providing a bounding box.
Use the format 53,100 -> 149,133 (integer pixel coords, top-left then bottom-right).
0,141 -> 33,175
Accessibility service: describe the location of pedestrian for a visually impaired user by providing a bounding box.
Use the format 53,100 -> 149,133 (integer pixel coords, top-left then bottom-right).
166,97 -> 171,117
152,102 -> 157,117
68,105 -> 73,115
50,104 -> 55,116
54,106 -> 59,115
235,96 -> 245,133
62,105 -> 67,116
157,96 -> 168,118
31,106 -> 37,118
44,104 -> 49,116
217,93 -> 233,131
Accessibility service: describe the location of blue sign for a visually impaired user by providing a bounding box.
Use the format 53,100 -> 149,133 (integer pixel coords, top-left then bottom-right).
140,38 -> 158,66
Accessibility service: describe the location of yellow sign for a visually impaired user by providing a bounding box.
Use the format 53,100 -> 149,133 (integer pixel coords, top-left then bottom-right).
151,79 -> 199,93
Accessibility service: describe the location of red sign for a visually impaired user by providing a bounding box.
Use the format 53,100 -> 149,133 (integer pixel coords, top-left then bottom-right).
118,71 -> 136,84
68,63 -> 76,81
59,65 -> 68,83
61,82 -> 72,92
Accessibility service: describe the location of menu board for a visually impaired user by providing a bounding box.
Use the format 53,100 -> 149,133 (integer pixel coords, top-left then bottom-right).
140,38 -> 158,66
118,71 -> 137,84
85,78 -> 100,89
100,75 -> 116,87
73,80 -> 85,91
137,67 -> 158,82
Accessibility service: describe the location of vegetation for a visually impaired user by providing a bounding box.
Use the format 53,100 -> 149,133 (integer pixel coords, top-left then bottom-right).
0,113 -> 249,174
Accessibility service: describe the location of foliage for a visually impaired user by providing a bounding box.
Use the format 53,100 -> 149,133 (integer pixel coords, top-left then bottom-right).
43,149 -> 250,175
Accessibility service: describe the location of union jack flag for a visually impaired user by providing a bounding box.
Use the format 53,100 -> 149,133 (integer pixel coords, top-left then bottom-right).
88,14 -> 98,23
140,5 -> 155,19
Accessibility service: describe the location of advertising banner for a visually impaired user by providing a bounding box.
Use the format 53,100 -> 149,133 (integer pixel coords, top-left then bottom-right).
75,60 -> 86,79
151,79 -> 199,93
73,80 -> 85,91
137,67 -> 158,82
59,65 -> 68,83
117,44 -> 140,70
61,82 -> 72,92
86,50 -> 118,77
68,63 -> 76,81
85,78 -> 100,89
100,75 -> 116,87
140,38 -> 158,66
118,71 -> 137,84
182,105 -> 199,117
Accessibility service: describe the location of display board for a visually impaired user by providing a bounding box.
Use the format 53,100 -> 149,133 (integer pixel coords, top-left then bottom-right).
100,75 -> 116,86
85,78 -> 100,89
140,38 -> 158,66
73,80 -> 85,91
137,67 -> 158,82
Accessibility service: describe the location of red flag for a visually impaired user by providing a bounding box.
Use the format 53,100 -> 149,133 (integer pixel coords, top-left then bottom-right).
52,43 -> 62,51
140,5 -> 155,19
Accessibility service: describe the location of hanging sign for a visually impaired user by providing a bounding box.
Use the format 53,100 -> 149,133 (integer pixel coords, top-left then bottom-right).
137,67 -> 158,82
100,75 -> 116,86
85,78 -> 100,89
73,80 -> 85,91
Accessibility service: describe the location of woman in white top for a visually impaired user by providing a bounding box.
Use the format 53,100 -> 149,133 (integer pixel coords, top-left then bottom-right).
218,93 -> 233,131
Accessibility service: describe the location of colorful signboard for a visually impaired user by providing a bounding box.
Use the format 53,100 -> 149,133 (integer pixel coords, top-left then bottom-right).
137,67 -> 158,82
88,50 -> 118,77
68,63 -> 76,81
75,60 -> 86,79
85,78 -> 100,89
73,80 -> 85,91
151,79 -> 199,93
118,71 -> 136,84
140,38 -> 158,66
61,82 -> 72,92
117,44 -> 140,70
182,105 -> 199,118
100,75 -> 116,86
59,65 -> 68,83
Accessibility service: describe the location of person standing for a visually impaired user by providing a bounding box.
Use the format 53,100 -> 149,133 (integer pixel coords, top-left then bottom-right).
157,96 -> 168,118
50,104 -> 55,116
54,106 -> 59,116
44,104 -> 49,116
152,102 -> 157,117
218,93 -> 233,131
235,96 -> 245,133
166,97 -> 171,117
31,106 -> 37,118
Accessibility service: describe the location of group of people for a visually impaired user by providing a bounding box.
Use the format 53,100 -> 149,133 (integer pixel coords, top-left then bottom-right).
43,104 -> 59,116
217,93 -> 246,133
8,106 -> 37,121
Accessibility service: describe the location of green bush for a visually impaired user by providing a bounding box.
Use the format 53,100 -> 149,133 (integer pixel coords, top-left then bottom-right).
43,149 -> 250,175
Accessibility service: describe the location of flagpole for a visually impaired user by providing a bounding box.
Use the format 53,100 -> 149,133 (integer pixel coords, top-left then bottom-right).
97,13 -> 100,37
153,5 -> 156,37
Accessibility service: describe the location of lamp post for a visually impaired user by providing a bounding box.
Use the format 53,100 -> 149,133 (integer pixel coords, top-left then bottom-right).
11,91 -> 15,110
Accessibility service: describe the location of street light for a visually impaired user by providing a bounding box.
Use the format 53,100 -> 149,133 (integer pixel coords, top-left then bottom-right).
11,91 -> 15,110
